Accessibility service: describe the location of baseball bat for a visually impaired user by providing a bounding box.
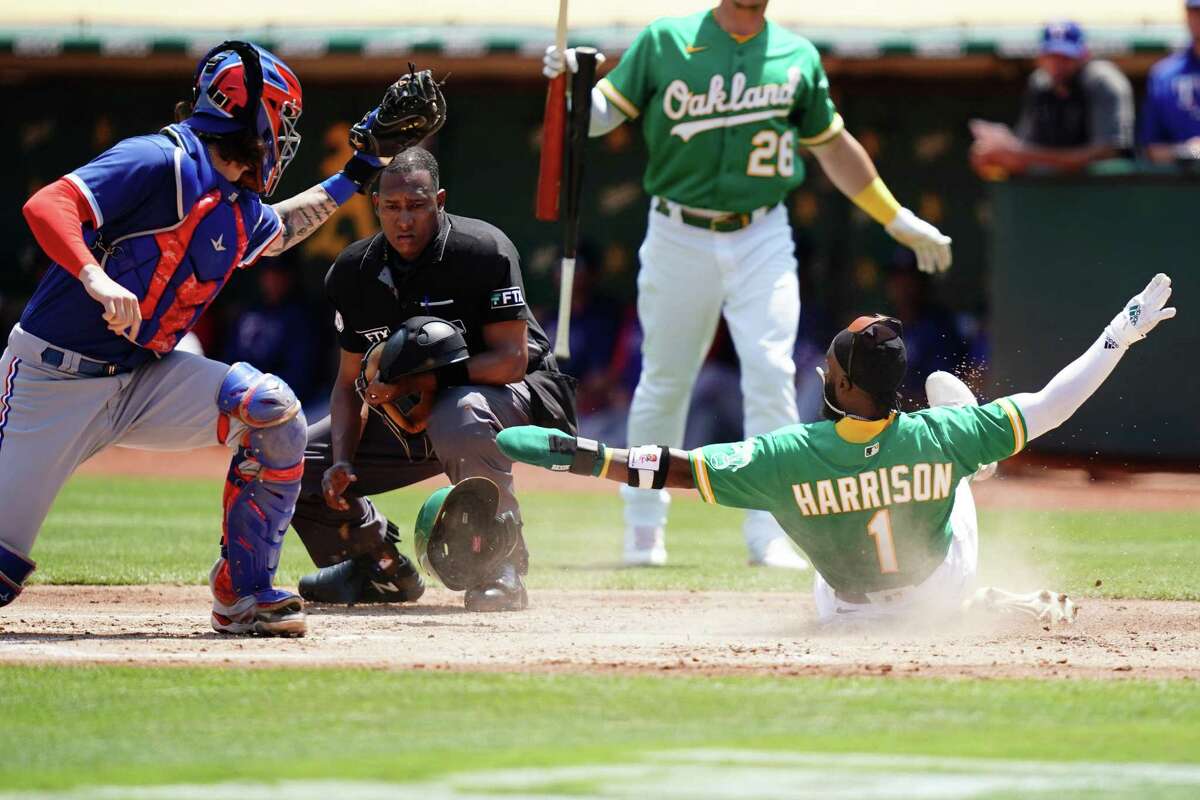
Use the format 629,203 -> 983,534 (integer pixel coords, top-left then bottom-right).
552,46 -> 598,361
535,0 -> 570,222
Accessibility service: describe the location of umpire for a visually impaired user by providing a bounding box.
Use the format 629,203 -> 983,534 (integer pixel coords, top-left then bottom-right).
290,148 -> 575,611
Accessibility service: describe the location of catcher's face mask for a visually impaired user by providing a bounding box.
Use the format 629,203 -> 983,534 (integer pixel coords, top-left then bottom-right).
413,478 -> 520,591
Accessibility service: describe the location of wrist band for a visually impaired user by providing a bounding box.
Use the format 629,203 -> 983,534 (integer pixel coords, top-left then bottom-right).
433,360 -> 470,390
850,176 -> 902,226
341,154 -> 385,194
625,445 -> 670,490
320,173 -> 358,206
567,437 -> 603,476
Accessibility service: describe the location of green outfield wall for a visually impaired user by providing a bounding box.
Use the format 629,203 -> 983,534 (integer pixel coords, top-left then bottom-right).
988,171 -> 1200,462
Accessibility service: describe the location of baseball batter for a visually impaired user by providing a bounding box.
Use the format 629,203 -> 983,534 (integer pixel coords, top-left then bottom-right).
0,41 -> 445,636
495,275 -> 1175,622
544,1 -> 952,568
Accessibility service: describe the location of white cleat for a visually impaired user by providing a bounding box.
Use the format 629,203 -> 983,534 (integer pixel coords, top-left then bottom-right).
926,370 -> 997,481
624,526 -> 667,567
964,587 -> 1078,624
748,536 -> 809,570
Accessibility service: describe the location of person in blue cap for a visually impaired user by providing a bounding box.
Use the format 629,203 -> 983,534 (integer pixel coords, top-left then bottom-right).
1142,1 -> 1200,162
969,21 -> 1134,175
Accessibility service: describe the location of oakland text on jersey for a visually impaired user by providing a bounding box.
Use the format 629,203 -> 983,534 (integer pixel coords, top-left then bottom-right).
791,462 -> 956,517
663,68 -> 802,124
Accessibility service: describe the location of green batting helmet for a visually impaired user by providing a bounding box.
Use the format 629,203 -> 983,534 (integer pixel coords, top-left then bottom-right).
413,477 -> 520,591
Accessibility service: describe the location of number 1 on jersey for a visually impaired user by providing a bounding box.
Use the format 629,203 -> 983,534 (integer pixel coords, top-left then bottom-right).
867,509 -> 899,574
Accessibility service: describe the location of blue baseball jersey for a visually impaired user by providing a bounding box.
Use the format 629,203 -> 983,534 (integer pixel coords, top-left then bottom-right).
1140,49 -> 1200,146
20,124 -> 282,369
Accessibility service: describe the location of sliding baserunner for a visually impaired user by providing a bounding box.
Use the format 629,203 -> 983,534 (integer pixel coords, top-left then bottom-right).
492,275 -> 1175,623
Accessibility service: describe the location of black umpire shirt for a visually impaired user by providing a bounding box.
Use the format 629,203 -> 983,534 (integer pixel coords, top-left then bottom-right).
326,212 -> 576,431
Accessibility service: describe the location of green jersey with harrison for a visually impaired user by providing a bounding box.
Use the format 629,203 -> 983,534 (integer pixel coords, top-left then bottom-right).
598,10 -> 842,213
689,400 -> 1029,593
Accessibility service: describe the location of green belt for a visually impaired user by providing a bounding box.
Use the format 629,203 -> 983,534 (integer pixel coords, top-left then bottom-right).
654,198 -> 774,233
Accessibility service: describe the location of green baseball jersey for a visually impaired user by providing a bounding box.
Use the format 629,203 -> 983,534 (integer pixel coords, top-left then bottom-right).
598,10 -> 842,213
690,399 -> 1029,593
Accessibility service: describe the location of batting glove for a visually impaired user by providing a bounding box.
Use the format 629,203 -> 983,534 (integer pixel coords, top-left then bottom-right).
543,45 -> 606,80
1104,273 -> 1176,349
885,208 -> 953,274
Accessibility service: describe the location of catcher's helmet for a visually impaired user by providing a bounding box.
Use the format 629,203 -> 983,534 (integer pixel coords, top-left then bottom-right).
413,478 -> 519,590
377,316 -> 469,382
184,41 -> 303,196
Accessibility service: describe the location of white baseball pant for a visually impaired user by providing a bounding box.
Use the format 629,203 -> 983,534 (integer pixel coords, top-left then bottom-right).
622,201 -> 800,558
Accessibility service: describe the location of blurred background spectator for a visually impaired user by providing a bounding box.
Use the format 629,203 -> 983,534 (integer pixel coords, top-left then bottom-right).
970,21 -> 1134,176
1141,1 -> 1200,162
222,254 -> 326,415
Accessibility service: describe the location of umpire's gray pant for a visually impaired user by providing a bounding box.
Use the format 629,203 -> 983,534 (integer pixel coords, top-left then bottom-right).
290,383 -> 532,570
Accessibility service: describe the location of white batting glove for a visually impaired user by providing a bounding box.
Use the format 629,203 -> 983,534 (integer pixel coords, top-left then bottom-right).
1104,273 -> 1176,348
542,45 -> 606,80
885,208 -> 953,274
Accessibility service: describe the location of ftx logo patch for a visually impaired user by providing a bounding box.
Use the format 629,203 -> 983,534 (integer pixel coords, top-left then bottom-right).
359,326 -> 391,344
491,286 -> 525,309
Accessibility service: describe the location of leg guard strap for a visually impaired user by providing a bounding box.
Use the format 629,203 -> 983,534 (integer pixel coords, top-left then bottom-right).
0,541 -> 36,608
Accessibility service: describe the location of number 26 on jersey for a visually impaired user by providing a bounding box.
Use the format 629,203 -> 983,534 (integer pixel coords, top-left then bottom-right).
746,129 -> 795,178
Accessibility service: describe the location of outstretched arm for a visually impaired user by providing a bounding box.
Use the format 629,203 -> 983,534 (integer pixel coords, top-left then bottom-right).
266,183 -> 345,255
497,427 -> 697,490
266,67 -> 447,256
1011,274 -> 1176,441
809,129 -> 952,275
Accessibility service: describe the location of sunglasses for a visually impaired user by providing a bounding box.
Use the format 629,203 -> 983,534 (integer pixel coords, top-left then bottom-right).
844,315 -> 903,386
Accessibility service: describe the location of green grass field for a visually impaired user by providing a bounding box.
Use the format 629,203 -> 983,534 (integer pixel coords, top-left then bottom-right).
3,475 -> 1198,797
30,475 -> 1200,599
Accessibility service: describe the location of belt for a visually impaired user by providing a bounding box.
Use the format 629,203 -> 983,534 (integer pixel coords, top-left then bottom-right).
654,197 -> 774,233
40,347 -> 127,377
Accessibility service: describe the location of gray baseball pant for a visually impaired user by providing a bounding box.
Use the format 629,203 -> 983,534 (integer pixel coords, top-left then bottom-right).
290,383 -> 532,570
0,324 -> 231,560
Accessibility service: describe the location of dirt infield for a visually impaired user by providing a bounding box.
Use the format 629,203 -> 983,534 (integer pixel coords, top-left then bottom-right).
51,448 -> 1198,680
2,585 -> 1197,680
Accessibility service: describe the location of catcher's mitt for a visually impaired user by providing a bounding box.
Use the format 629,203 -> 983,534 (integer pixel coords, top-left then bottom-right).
350,64 -> 447,158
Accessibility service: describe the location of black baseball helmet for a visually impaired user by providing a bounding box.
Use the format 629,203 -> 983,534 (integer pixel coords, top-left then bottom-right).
378,316 -> 469,381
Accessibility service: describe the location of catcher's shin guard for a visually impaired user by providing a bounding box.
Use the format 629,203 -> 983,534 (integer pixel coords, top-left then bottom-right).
216,363 -> 307,599
0,541 -> 36,608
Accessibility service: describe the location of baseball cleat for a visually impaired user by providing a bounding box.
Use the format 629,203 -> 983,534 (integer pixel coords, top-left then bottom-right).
925,371 -> 997,481
209,558 -> 307,637
623,526 -> 667,566
211,589 -> 307,637
299,554 -> 425,605
964,587 -> 1078,624
748,535 -> 809,570
464,563 -> 528,612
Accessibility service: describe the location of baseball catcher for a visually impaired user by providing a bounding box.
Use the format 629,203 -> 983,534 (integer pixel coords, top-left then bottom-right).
1,40 -> 445,637
495,275 -> 1175,624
